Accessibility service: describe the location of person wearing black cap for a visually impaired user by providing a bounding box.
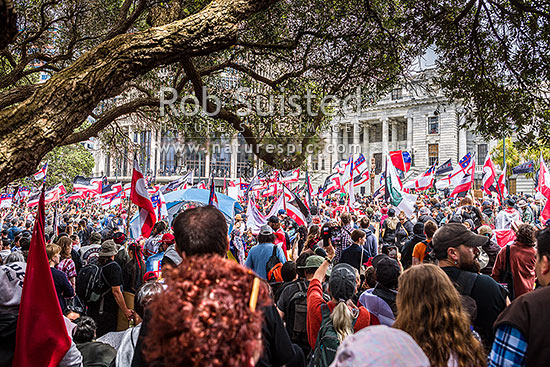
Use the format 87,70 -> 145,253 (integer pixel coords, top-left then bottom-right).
433,223 -> 507,351
400,222 -> 426,270
494,198 -> 520,230
268,215 -> 290,259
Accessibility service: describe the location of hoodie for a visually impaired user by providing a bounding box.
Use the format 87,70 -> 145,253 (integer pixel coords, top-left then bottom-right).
400,234 -> 426,269
361,228 -> 378,258
495,208 -> 521,230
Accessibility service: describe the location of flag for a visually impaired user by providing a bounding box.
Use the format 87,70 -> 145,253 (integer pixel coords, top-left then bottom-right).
450,153 -> 475,197
64,191 -> 85,202
130,160 -> 157,237
537,155 -> 550,198
384,155 -> 417,217
282,185 -> 308,226
100,182 -> 123,198
353,169 -> 370,187
304,171 -> 313,210
0,193 -> 13,208
341,155 -> 354,191
353,153 -> 367,175
262,182 -> 279,197
347,158 -> 356,210
332,160 -> 348,175
208,177 -> 219,208
245,196 -> 268,235
512,160 -> 535,175
389,151 -> 412,173
497,164 -> 508,198
492,229 -> 516,248
322,174 -> 341,197
161,171 -> 193,193
13,189 -> 71,367
33,163 -> 48,181
405,164 -> 436,191
281,169 -> 300,183
73,176 -> 102,195
15,187 -> 31,202
151,191 -> 168,219
481,153 -> 498,196
436,159 -> 453,175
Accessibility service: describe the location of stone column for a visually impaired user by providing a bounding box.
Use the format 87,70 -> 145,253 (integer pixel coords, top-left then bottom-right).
352,119 -> 360,156
391,120 -> 398,150
204,149 -> 211,178
342,122 -> 349,157
382,117 -> 389,159
362,122 -> 369,160
230,135 -> 238,179
406,115 -> 413,152
458,113 -> 467,160
331,123 -> 338,168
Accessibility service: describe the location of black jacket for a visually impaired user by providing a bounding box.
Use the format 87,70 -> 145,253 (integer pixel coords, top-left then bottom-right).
400,234 -> 426,269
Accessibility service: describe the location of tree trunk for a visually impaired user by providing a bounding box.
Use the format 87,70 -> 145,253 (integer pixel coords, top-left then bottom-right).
0,0 -> 277,187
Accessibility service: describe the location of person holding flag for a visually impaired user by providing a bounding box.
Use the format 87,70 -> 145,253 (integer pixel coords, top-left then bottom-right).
130,159 -> 157,238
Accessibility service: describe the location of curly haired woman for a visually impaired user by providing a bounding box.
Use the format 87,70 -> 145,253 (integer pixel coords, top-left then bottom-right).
393,264 -> 486,367
144,255 -> 271,367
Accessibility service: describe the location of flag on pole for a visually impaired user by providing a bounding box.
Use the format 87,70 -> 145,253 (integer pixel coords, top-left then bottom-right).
0,193 -> 13,208
332,159 -> 348,175
73,176 -> 103,196
281,169 -> 300,183
346,157 -> 356,210
481,153 -> 498,196
435,159 -> 453,175
384,155 -> 417,217
282,185 -> 308,226
161,171 -> 193,193
13,188 -> 71,367
389,151 -> 412,173
497,164 -> 508,198
33,163 -> 48,181
512,160 -> 535,175
130,160 -> 157,237
404,164 -> 436,191
322,174 -> 341,197
208,176 -> 219,208
304,171 -> 313,210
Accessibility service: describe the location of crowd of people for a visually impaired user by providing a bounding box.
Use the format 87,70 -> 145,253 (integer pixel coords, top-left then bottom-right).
0,190 -> 549,366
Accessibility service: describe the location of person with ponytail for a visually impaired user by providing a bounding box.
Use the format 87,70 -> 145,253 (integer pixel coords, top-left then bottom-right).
122,240 -> 145,294
306,244 -> 373,351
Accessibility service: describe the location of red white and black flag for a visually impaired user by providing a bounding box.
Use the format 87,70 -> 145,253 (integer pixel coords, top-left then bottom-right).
130,160 -> 157,237
73,176 -> 103,196
282,184 -> 309,226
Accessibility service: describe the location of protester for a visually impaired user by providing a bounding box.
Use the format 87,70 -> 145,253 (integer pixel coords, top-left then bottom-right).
246,225 -> 286,280
433,222 -> 507,350
122,240 -> 146,294
477,225 -> 502,275
489,227 -> 550,367
143,255 -> 271,367
340,229 -> 370,273
495,199 -> 521,230
79,231 -> 101,266
381,208 -> 398,245
394,264 -> 487,367
46,244 -> 75,312
306,245 -> 373,361
411,220 -> 438,265
400,222 -> 426,269
358,217 -> 377,258
56,236 -> 77,289
86,240 -> 134,337
72,316 -> 116,367
491,223 -> 537,299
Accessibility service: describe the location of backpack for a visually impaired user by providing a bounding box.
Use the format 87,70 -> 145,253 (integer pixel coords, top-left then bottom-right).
498,245 -> 514,300
286,281 -> 309,350
312,304 -> 357,367
266,245 -> 283,283
422,241 -> 437,264
76,262 -> 109,304
455,270 -> 479,322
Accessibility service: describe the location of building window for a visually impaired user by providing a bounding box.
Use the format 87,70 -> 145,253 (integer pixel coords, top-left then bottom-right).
477,144 -> 488,165
428,144 -> 438,166
369,124 -> 382,143
391,88 -> 402,100
373,153 -> 382,174
428,116 -> 439,135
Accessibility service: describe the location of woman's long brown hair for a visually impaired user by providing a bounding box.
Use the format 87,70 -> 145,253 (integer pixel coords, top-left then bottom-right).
393,264 -> 486,367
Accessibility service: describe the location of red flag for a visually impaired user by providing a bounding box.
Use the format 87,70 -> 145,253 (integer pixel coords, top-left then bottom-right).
130,160 -> 157,237
13,189 -> 71,367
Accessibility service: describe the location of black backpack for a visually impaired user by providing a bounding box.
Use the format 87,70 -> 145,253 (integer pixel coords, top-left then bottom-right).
498,245 -> 514,300
265,245 -> 283,283
455,270 -> 479,322
312,304 -> 357,367
76,262 -> 109,304
285,281 -> 310,352
422,241 -> 437,264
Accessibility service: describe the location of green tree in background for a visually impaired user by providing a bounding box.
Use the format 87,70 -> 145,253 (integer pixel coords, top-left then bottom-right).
491,138 -> 520,176
41,144 -> 95,191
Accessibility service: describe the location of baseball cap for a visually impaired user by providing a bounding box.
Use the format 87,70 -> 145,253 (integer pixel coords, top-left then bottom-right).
278,209 -> 286,215
432,223 -> 488,259
329,263 -> 357,301
506,198 -> 516,207
267,216 -> 279,224
259,225 -> 273,236
161,233 -> 175,244
143,271 -> 158,282
99,240 -> 118,257
298,255 -> 330,275
477,225 -> 492,236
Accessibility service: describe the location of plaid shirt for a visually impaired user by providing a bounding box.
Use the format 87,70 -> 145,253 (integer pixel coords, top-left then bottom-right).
335,224 -> 354,263
56,258 -> 77,279
489,325 -> 527,367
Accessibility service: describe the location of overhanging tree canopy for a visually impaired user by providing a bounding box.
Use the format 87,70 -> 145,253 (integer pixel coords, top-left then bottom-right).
1,0 -> 549,187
